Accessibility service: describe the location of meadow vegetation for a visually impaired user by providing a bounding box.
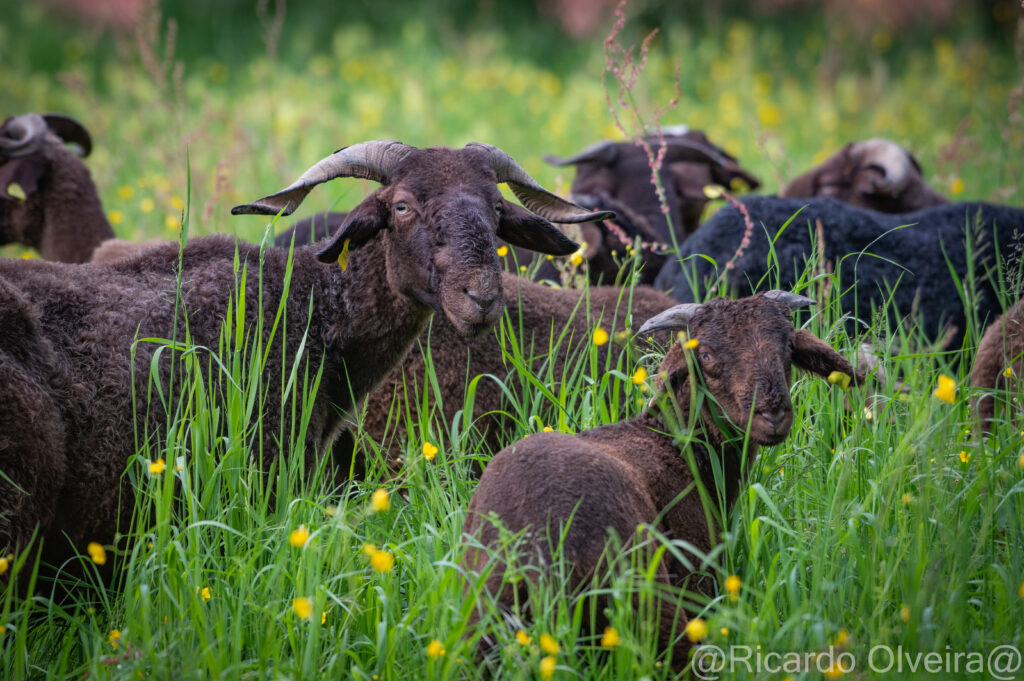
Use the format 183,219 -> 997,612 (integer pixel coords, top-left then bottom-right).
1,2 -> 1023,679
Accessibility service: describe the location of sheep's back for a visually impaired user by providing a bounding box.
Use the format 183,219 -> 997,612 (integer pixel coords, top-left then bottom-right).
655,197 -> 1024,347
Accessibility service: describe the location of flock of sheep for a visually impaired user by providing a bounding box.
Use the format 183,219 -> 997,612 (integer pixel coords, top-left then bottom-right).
1,110 -> 1022,667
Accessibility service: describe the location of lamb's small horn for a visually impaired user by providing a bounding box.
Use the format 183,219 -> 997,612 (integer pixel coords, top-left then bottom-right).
763,289 -> 816,310
637,303 -> 704,335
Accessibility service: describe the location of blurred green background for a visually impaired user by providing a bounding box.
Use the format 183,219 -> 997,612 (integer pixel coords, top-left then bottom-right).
0,0 -> 1021,249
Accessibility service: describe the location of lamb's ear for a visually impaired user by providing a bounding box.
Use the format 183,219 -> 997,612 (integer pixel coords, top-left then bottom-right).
315,193 -> 386,263
0,155 -> 46,201
496,199 -> 581,256
791,329 -> 863,385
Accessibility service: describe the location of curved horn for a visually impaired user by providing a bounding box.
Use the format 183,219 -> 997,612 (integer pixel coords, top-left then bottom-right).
851,138 -> 913,196
542,140 -> 620,167
656,137 -> 734,167
0,113 -> 48,158
467,142 -> 613,224
231,140 -> 414,216
43,113 -> 92,157
637,303 -> 704,335
763,289 -> 816,311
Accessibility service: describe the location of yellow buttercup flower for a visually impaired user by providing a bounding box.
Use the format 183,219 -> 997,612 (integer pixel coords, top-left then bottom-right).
108,209 -> 124,225
685,618 -> 708,642
720,627 -> 730,636
1004,366 -> 1013,378
369,548 -> 395,573
200,587 -> 211,601
542,425 -> 554,433
108,629 -> 121,649
148,458 -> 166,474
140,198 -> 155,213
724,574 -> 741,601
899,605 -> 911,621
933,374 -> 956,404
426,639 -> 446,658
423,441 -> 438,461
496,245 -> 508,257
515,629 -> 532,645
833,628 -> 850,646
632,367 -> 648,385
289,525 -> 311,548
118,185 -> 134,199
370,488 -> 390,513
951,177 -> 964,196
539,633 -> 560,655
292,597 -> 313,620
569,252 -> 583,267
600,626 -> 620,648
87,542 -> 107,565
0,556 -> 8,576
824,662 -> 845,679
1019,454 -> 1024,470
684,337 -> 699,350
593,328 -> 609,346
539,655 -> 557,680
1018,580 -> 1024,598
959,450 -> 970,464
901,492 -> 914,505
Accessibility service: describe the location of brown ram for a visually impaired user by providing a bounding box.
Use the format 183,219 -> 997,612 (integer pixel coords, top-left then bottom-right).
0,113 -> 115,263
782,138 -> 948,213
0,140 -> 608,585
542,128 -> 761,285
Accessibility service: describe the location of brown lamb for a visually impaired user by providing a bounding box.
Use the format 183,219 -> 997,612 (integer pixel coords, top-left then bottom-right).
970,296 -> 1024,432
0,139 -> 609,584
463,291 -> 864,668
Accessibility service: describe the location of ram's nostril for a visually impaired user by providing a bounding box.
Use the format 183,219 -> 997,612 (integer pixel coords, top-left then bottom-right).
465,289 -> 496,313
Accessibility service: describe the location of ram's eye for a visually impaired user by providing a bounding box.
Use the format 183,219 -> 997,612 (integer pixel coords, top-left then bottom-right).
394,202 -> 410,215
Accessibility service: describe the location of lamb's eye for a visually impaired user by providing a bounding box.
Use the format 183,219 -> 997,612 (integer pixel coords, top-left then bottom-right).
394,202 -> 410,215
699,351 -> 714,365
494,201 -> 503,215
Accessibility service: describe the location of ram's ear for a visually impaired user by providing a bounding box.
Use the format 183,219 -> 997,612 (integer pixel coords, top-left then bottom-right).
316,192 -> 386,263
496,199 -> 580,256
791,329 -> 863,385
0,156 -> 46,201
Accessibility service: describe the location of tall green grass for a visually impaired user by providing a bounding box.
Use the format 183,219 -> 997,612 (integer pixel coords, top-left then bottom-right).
1,207 -> 1022,680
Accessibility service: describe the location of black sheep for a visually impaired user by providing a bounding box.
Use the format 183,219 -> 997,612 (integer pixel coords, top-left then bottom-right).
654,196 -> 1024,349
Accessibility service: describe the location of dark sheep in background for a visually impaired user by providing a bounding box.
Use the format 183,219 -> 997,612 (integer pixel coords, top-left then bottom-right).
782,138 -> 949,213
542,128 -> 761,285
463,291 -> 863,669
970,295 -> 1024,431
0,139 -> 607,581
0,113 -> 114,263
654,196 -> 1024,350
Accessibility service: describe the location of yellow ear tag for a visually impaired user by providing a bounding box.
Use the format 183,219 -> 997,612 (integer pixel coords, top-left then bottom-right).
337,238 -> 351,271
827,371 -> 851,391
6,183 -> 26,201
